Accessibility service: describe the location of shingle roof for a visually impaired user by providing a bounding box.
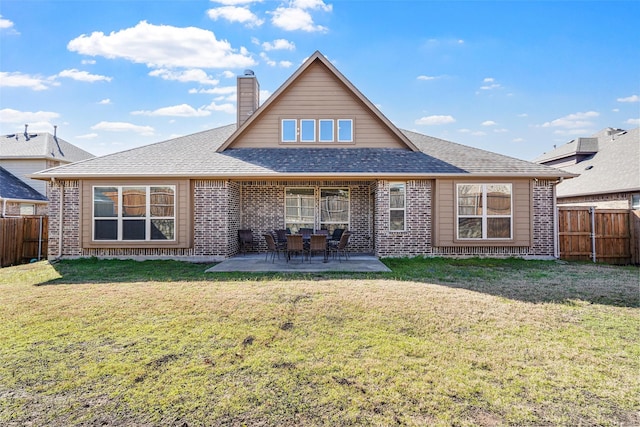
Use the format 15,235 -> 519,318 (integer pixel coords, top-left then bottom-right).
0,132 -> 94,163
547,127 -> 640,198
0,167 -> 48,202
32,124 -> 573,179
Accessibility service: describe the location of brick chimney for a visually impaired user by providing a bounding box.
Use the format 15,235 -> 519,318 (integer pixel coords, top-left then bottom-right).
237,70 -> 259,127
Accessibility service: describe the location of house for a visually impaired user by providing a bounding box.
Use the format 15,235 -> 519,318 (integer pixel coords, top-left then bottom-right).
0,128 -> 94,216
534,127 -> 640,209
32,51 -> 574,261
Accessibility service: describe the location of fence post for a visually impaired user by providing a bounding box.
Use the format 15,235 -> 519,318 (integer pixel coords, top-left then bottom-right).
589,206 -> 596,263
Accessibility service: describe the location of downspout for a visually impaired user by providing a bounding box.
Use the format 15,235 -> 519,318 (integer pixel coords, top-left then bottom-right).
590,206 -> 596,263
1,198 -> 6,217
37,215 -> 43,261
53,178 -> 64,260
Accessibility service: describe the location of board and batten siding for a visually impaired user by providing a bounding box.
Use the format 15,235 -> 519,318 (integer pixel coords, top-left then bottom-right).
433,178 -> 532,247
80,179 -> 191,249
232,61 -> 407,149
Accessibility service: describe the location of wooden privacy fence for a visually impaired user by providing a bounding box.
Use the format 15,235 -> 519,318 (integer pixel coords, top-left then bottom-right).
558,207 -> 638,265
0,216 -> 48,267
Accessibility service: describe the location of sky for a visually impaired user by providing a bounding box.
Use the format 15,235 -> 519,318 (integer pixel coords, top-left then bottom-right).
0,0 -> 638,161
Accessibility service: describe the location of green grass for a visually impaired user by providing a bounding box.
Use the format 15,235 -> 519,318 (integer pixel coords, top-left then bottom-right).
1,258 -> 638,426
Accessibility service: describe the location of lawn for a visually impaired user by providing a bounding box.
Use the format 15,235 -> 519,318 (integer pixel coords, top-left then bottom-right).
0,258 -> 638,426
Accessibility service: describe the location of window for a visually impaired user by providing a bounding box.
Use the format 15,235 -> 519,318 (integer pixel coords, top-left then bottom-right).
281,119 -> 353,143
93,186 -> 175,241
320,189 -> 349,233
20,204 -> 35,215
457,183 -> 512,239
337,119 -> 353,142
282,119 -> 297,142
632,194 -> 640,210
286,187 -> 349,233
389,183 -> 406,231
300,119 -> 316,142
319,119 -> 334,142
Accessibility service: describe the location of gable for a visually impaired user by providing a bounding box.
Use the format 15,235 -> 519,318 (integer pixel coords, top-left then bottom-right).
222,53 -> 416,151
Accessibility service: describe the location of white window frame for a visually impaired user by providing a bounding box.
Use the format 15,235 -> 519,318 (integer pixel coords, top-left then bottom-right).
337,119 -> 353,142
92,185 -> 176,241
389,182 -> 406,232
285,187 -> 350,232
300,119 -> 316,142
456,183 -> 512,240
281,119 -> 297,142
20,203 -> 35,215
319,119 -> 334,142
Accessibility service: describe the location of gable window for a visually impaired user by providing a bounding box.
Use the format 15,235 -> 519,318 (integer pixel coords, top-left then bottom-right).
457,184 -> 512,239
300,119 -> 316,142
319,119 -> 334,142
280,119 -> 353,143
389,182 -> 406,231
93,186 -> 175,241
282,119 -> 297,142
337,119 -> 353,142
285,187 -> 350,233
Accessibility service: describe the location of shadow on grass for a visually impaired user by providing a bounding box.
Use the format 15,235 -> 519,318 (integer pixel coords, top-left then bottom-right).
39,257 -> 639,308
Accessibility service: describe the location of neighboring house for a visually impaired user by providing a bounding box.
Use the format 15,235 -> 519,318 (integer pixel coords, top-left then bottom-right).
32,51 -> 574,261
534,127 -> 640,209
0,166 -> 48,216
0,128 -> 94,216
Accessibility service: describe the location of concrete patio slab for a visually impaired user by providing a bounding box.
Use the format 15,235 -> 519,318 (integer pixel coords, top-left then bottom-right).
205,253 -> 390,273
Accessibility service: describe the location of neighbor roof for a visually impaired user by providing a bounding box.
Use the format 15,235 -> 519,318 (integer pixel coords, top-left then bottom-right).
0,131 -> 94,163
543,127 -> 640,198
0,167 -> 48,202
31,124 -> 574,180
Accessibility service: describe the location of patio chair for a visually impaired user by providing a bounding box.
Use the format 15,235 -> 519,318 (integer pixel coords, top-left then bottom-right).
315,229 -> 329,237
329,231 -> 351,262
274,229 -> 288,248
329,228 -> 344,243
308,234 -> 328,263
238,229 -> 255,254
263,233 -> 282,263
286,234 -> 304,263
299,228 -> 313,239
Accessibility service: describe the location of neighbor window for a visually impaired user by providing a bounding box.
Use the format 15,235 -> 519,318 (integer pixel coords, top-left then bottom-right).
20,204 -> 35,215
93,186 -> 175,241
389,182 -> 406,231
632,194 -> 640,210
457,183 -> 512,239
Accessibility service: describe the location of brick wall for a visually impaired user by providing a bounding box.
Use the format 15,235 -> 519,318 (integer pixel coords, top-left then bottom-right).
193,180 -> 230,258
375,180 -> 432,257
2,201 -> 48,216
47,180 -> 81,258
531,179 -> 555,257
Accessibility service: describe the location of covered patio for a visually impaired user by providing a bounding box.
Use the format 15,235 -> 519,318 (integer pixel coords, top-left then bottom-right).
206,253 -> 390,273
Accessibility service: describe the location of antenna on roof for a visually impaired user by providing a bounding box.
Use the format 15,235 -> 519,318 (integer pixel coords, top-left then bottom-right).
54,125 -> 58,139
24,124 -> 30,141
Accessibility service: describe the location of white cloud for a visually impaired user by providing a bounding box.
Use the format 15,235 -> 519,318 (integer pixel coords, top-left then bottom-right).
279,60 -> 293,68
0,71 -> 57,91
207,6 -> 264,27
493,128 -> 509,133
91,121 -> 155,136
541,111 -> 599,129
58,69 -> 112,83
98,99 -> 111,105
480,77 -> 502,90
617,94 -> 639,103
262,39 -> 295,51
626,118 -> 640,126
222,70 -> 236,78
271,0 -> 332,32
67,21 -> 256,69
149,69 -> 219,85
551,128 -> 593,136
81,59 -> 96,65
132,104 -> 212,118
204,101 -> 236,114
190,85 -> 236,95
0,108 -> 60,124
512,137 -> 525,143
0,15 -> 14,29
415,115 -> 456,126
517,113 -> 528,118
260,52 -> 276,67
481,120 -> 497,126
417,75 -> 439,81
76,133 -> 99,139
